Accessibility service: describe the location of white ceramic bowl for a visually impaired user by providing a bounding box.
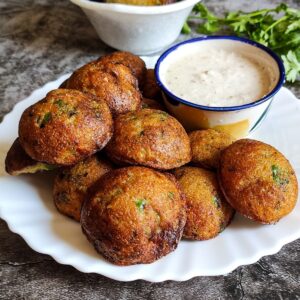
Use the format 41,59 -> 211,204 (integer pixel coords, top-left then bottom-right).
155,36 -> 285,139
70,0 -> 200,55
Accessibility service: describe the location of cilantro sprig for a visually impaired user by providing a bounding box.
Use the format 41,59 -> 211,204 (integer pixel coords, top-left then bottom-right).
183,3 -> 300,82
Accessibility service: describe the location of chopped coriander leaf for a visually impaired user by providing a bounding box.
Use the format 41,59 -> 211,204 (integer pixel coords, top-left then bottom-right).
135,199 -> 147,212
212,196 -> 221,208
141,103 -> 149,109
157,111 -> 169,121
181,21 -> 191,34
39,112 -> 52,128
54,99 -> 65,107
271,165 -> 279,179
271,165 -> 289,186
282,50 -> 300,82
184,3 -> 300,82
168,191 -> 175,199
43,164 -> 57,171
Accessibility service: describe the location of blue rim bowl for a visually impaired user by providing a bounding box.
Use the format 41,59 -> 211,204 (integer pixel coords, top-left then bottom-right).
154,35 -> 285,112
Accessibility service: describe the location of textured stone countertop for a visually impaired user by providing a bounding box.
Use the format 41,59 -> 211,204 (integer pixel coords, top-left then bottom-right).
1,0 -> 300,299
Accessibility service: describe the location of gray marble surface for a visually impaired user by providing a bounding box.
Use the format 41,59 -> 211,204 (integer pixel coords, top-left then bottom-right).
1,0 -> 300,299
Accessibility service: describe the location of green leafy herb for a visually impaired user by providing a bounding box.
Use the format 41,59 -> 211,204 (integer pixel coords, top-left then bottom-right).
212,195 -> 221,208
157,111 -> 169,121
271,165 -> 289,186
54,99 -> 65,107
141,102 -> 149,109
272,165 -> 280,180
184,3 -> 300,82
135,199 -> 147,212
168,191 -> 175,199
39,112 -> 52,128
282,50 -> 300,82
43,164 -> 57,171
182,22 -> 192,34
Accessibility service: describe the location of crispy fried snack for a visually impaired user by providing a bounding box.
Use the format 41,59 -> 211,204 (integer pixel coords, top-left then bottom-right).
65,62 -> 142,116
106,109 -> 191,170
19,89 -> 113,166
174,166 -> 234,240
53,154 -> 113,221
81,166 -> 186,265
219,139 -> 298,224
189,129 -> 234,169
5,138 -> 56,176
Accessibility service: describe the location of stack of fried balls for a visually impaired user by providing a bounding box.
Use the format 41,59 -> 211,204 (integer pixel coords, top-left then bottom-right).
5,52 -> 298,266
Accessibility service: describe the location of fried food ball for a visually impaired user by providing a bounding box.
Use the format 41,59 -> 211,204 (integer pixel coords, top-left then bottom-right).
81,166 -> 186,265
53,154 -> 113,222
97,51 -> 146,85
140,69 -> 161,100
173,166 -> 234,240
219,139 -> 298,224
65,61 -> 142,116
19,89 -> 113,166
5,138 -> 56,176
141,97 -> 165,111
105,109 -> 191,170
189,129 -> 234,169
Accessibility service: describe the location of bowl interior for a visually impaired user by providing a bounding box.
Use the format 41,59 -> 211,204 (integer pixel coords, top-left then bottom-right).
156,37 -> 282,111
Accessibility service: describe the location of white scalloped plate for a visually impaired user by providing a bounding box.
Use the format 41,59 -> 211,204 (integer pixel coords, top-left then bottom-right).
0,57 -> 300,282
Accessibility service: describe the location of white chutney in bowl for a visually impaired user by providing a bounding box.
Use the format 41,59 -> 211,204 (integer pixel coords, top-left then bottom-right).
155,36 -> 285,138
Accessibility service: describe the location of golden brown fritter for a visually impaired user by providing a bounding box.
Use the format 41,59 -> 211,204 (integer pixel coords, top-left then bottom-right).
189,129 -> 234,169
97,51 -> 146,85
140,69 -> 161,100
65,61 -> 142,116
173,166 -> 234,240
5,138 -> 56,176
19,89 -> 113,166
105,109 -> 191,170
219,139 -> 298,224
53,154 -> 113,222
81,166 -> 186,265
141,97 -> 165,111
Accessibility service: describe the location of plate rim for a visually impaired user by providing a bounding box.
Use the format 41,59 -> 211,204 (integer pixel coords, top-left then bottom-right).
1,74 -> 300,282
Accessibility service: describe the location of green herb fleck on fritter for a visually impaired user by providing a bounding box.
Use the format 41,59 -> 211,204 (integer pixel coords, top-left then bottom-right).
54,99 -> 65,108
135,198 -> 147,212
39,112 -> 52,128
212,196 -> 221,208
43,164 -> 57,171
271,165 -> 289,186
157,111 -> 169,121
141,102 -> 149,109
168,191 -> 175,199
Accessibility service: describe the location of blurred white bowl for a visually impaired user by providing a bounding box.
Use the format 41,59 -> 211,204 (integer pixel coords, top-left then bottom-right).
70,0 -> 200,55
